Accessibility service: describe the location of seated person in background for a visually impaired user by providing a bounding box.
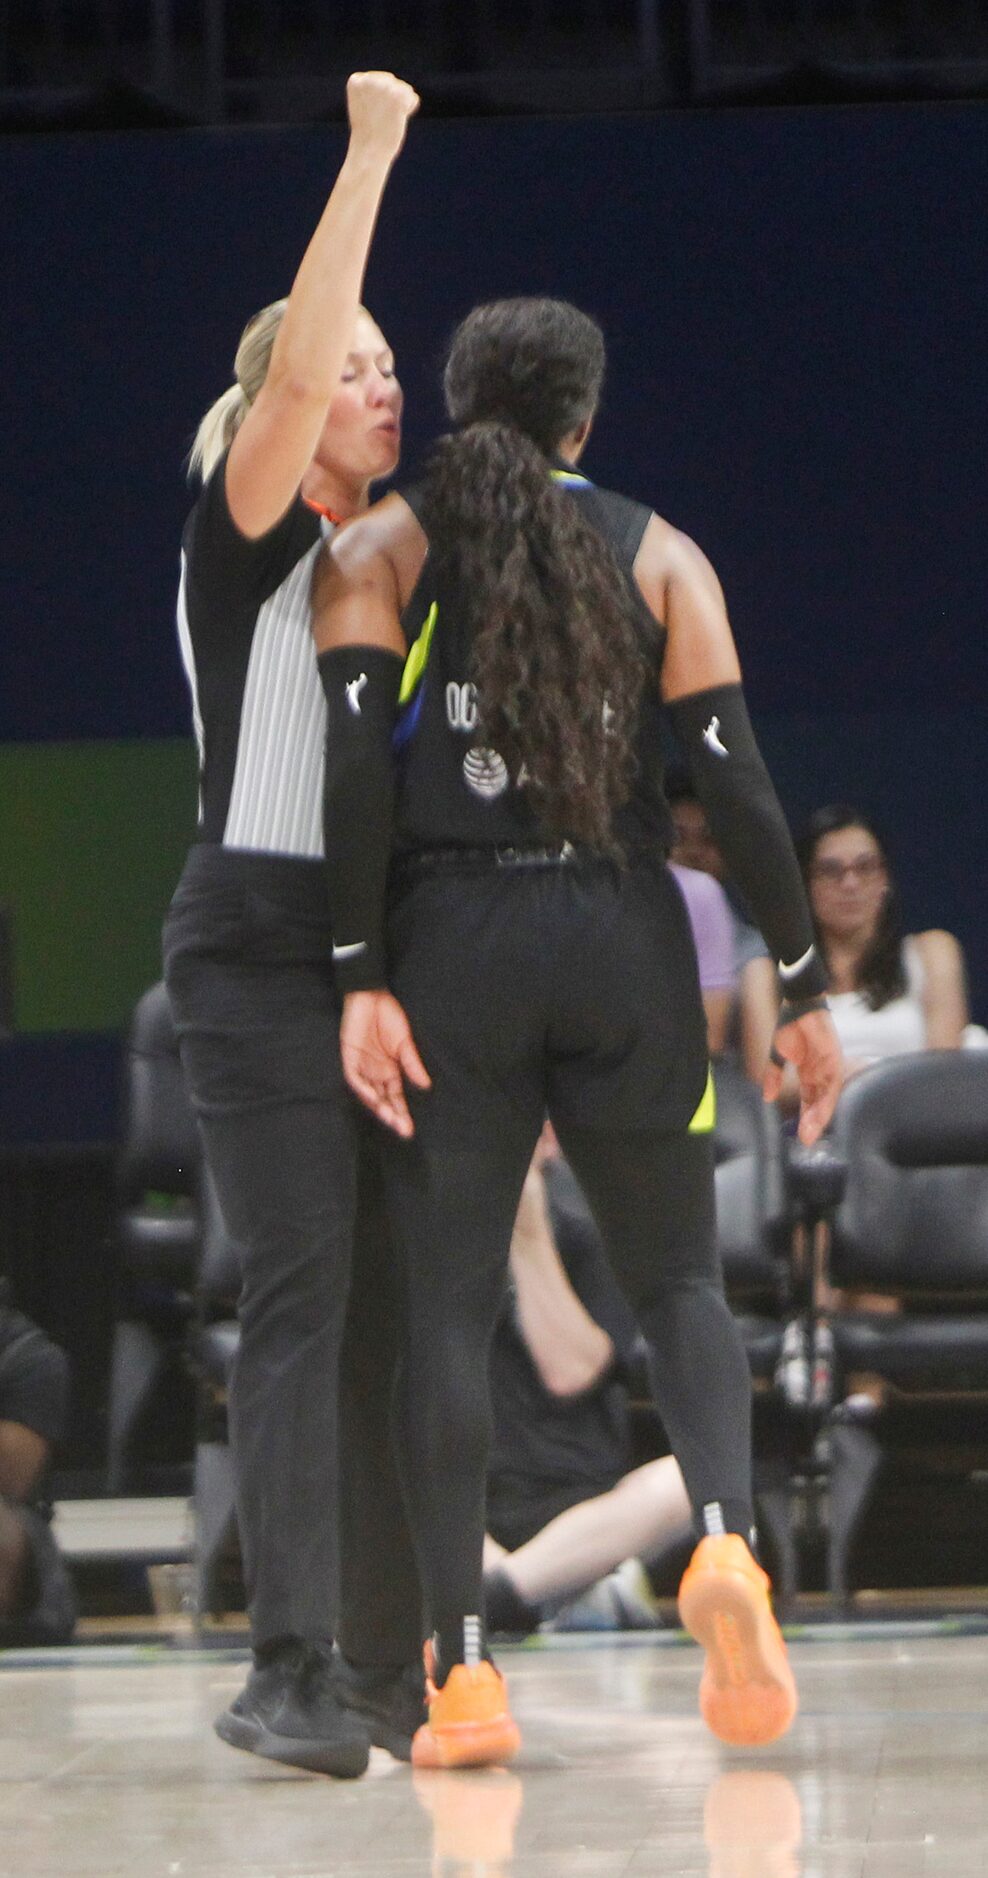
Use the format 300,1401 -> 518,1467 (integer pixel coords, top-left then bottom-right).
668,858 -> 735,1058
786,806 -> 975,1412
798,804 -> 973,1078
0,1280 -> 76,1645
666,769 -> 780,1081
483,1129 -> 692,1638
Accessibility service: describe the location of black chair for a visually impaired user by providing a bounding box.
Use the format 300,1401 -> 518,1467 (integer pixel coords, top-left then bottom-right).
187,1166 -> 242,1618
711,1060 -> 792,1380
106,983 -> 200,1491
709,1061 -> 807,1595
549,1063 -> 798,1589
811,1051 -> 988,1599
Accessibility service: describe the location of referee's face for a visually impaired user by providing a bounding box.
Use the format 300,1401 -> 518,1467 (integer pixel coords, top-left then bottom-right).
314,310 -> 403,496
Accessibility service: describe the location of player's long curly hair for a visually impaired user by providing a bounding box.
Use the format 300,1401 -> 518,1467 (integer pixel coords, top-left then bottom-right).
420,298 -> 648,854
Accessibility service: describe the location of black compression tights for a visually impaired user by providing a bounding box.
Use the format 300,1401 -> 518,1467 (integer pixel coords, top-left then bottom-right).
385,1123 -> 754,1668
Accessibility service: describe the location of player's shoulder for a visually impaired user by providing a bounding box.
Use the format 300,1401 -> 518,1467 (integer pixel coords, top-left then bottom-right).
909,928 -> 965,978
578,478 -> 653,561
634,510 -> 723,600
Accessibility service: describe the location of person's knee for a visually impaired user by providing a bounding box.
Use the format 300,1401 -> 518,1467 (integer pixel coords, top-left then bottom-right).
0,1423 -> 51,1503
636,1271 -> 726,1332
237,1241 -> 351,1344
0,1500 -> 31,1616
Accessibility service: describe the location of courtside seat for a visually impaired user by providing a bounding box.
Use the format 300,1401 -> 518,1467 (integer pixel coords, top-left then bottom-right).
827,1051 -> 988,1387
814,1051 -> 988,1597
711,1061 -> 791,1383
107,983 -> 200,1491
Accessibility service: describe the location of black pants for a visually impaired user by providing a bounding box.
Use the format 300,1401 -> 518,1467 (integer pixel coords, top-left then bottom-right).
0,1302 -> 76,1645
383,854 -> 754,1644
0,1296 -> 70,1449
163,846 -> 422,1664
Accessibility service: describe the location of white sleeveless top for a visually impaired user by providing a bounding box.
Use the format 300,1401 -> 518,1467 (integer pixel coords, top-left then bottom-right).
827,938 -> 926,1062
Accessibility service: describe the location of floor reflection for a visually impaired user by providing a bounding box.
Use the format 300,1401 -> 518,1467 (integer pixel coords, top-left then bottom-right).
705,1770 -> 802,1878
412,1762 -> 802,1877
413,1767 -> 524,1876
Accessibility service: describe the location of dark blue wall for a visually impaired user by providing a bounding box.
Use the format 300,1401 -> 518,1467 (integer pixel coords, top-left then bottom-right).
2,101 -> 985,1020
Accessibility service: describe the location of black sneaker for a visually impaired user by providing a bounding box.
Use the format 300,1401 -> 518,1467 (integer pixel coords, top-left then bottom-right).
333,1653 -> 427,1762
214,1640 -> 370,1778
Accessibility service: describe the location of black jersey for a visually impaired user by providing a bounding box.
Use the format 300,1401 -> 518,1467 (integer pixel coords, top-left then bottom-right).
392,467 -> 675,856
177,451 -> 331,855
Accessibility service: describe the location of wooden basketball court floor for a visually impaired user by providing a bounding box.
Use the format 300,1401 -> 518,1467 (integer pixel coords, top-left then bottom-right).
1,1621 -> 986,1876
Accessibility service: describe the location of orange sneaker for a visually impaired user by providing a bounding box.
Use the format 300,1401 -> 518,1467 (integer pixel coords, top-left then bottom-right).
678,1534 -> 798,1747
411,1643 -> 521,1770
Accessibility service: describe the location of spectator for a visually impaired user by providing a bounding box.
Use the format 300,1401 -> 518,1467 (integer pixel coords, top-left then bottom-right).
483,1131 -> 692,1639
786,806 -> 976,1415
666,770 -> 780,1081
798,805 -> 973,1078
670,862 -> 735,1058
0,1281 -> 75,1646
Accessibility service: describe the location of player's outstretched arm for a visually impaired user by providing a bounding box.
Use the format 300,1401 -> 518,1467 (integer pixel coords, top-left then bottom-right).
634,515 -> 843,1140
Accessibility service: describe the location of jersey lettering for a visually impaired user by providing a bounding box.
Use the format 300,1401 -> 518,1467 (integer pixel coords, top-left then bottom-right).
446,681 -> 479,733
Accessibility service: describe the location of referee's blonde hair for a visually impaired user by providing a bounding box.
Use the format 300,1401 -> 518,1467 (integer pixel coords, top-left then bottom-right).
188,298 -> 288,482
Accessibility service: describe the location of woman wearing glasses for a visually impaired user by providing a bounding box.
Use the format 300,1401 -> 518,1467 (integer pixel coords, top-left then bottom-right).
798,805 -> 971,1081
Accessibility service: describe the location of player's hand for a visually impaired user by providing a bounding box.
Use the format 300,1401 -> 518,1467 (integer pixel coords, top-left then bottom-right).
340,989 -> 431,1138
763,1006 -> 843,1145
346,72 -> 420,165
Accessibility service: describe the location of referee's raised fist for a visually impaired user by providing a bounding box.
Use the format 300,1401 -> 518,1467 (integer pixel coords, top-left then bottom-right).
347,73 -> 420,162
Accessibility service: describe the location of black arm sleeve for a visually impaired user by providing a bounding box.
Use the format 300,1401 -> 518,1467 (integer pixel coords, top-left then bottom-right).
318,644 -> 404,995
666,682 -> 827,1000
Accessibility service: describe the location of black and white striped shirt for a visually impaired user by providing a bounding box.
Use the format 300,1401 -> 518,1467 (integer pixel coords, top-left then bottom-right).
177,451 -> 334,857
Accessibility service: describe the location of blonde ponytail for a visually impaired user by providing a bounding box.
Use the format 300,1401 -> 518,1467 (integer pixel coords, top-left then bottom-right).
187,297 -> 289,482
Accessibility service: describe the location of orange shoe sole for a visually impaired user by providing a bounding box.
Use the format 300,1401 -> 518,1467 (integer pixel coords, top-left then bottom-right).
679,1558 -> 797,1747
411,1713 -> 521,1770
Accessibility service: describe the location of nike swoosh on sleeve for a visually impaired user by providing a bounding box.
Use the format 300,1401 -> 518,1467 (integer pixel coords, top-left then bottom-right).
779,944 -> 816,982
332,941 -> 368,961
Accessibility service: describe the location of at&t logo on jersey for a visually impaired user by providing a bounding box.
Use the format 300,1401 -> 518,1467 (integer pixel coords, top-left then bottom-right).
463,747 -> 509,799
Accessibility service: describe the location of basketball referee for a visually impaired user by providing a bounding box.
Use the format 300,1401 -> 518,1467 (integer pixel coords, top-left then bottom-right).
163,72 -> 425,1778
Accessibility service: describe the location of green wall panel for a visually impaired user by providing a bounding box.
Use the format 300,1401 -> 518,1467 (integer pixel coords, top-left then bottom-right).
0,740 -> 197,1032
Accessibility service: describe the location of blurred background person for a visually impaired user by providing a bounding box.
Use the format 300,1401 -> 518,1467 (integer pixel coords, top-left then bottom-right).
784,805 -> 977,1413
666,770 -> 780,1081
483,1127 -> 691,1640
0,1280 -> 75,1646
798,804 -> 975,1080
670,860 -> 735,1059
